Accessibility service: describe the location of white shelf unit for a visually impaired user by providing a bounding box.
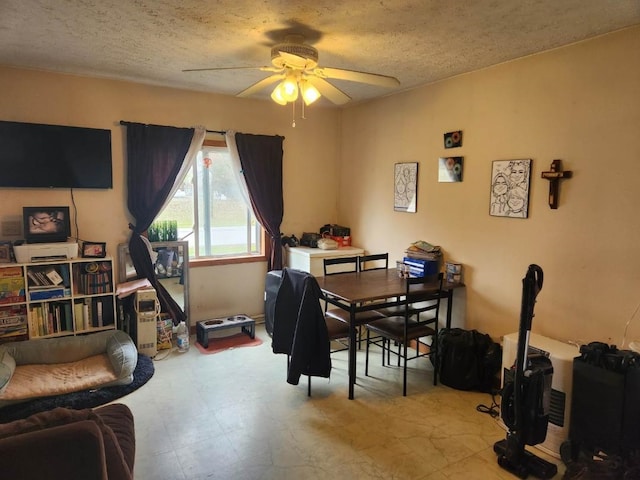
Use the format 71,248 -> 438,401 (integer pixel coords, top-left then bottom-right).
0,257 -> 117,342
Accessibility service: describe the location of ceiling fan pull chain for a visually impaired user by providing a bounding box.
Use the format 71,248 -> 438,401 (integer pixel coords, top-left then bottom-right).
292,101 -> 296,128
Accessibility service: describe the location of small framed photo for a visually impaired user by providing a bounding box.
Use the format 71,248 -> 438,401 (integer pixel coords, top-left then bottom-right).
82,241 -> 106,258
0,244 -> 11,263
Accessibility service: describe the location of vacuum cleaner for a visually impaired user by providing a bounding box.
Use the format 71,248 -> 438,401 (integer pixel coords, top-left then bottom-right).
494,264 -> 558,479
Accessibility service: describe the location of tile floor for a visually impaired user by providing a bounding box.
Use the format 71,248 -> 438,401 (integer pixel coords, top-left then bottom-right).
116,323 -> 565,479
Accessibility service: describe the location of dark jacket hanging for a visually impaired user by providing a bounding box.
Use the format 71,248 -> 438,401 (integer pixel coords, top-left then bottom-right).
272,268 -> 331,385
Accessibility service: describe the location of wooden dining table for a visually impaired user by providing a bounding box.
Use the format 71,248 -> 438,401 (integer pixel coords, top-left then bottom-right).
318,268 -> 463,399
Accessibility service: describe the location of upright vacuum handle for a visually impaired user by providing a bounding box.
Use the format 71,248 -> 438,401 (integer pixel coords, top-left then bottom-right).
521,264 -> 543,332
530,264 -> 543,299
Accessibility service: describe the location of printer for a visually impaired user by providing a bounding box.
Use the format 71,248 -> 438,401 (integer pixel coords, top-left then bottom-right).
14,242 -> 79,263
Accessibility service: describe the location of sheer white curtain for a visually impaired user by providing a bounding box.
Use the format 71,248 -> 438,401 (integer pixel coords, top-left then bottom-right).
158,126 -> 206,214
225,130 -> 251,208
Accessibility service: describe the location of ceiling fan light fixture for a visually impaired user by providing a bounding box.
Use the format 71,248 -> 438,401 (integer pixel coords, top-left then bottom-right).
281,76 -> 299,102
300,80 -> 321,105
270,83 -> 288,105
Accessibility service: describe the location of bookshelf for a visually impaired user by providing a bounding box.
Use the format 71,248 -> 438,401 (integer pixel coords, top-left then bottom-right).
0,257 -> 116,343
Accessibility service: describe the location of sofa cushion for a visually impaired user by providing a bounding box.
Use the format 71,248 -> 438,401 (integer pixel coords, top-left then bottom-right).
95,403 -> 136,474
0,405 -> 134,480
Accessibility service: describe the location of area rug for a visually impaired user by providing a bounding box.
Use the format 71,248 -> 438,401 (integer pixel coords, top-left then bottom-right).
195,333 -> 263,355
0,353 -> 154,424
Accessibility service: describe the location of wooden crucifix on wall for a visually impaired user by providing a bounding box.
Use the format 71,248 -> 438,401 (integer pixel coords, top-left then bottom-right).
541,159 -> 572,209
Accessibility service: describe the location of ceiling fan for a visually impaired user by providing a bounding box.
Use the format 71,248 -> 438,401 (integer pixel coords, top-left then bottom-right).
184,34 -> 400,106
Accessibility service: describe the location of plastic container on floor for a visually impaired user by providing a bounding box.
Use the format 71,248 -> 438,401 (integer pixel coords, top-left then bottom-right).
176,321 -> 189,352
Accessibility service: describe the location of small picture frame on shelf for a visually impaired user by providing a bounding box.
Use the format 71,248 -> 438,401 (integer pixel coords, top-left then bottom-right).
82,241 -> 106,258
0,242 -> 11,263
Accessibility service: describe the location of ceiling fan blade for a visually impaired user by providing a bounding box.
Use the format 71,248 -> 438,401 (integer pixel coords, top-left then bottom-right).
182,66 -> 281,73
314,67 -> 400,88
306,76 -> 351,105
237,74 -> 285,97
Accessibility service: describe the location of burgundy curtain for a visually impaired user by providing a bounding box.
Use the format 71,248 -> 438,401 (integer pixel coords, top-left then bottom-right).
124,122 -> 194,325
234,132 -> 284,271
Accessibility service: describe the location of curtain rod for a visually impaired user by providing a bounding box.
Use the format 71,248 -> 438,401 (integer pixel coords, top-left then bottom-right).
119,120 -> 226,135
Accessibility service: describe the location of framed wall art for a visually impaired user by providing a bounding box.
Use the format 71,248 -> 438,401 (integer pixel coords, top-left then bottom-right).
394,162 -> 418,213
444,130 -> 463,149
489,159 -> 532,218
439,157 -> 464,182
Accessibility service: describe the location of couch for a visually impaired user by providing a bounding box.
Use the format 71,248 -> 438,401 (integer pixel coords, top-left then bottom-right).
0,330 -> 138,407
0,403 -> 135,479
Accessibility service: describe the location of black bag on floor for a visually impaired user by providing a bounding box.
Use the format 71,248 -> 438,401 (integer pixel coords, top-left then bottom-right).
433,328 -> 502,392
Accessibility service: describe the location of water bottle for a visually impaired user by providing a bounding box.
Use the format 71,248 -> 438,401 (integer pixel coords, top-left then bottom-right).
176,321 -> 189,352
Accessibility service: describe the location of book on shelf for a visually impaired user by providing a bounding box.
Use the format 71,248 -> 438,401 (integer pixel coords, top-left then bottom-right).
26,270 -> 41,286
74,301 -> 84,331
83,298 -> 91,330
36,271 -> 49,285
95,298 -> 104,327
27,301 -> 71,337
63,302 -> 73,331
78,271 -> 112,295
45,268 -> 64,285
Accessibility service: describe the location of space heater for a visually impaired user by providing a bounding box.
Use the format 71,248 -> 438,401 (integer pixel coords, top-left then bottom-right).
135,287 -> 160,358
500,332 -> 579,458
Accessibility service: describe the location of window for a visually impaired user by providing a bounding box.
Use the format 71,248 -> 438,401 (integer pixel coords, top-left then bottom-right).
156,140 -> 265,264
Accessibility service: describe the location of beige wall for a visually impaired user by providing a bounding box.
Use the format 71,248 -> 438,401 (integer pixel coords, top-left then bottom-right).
340,26 -> 640,344
0,67 -> 341,322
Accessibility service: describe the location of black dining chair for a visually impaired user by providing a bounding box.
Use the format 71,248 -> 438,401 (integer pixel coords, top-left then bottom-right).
323,256 -> 386,338
357,253 -> 392,346
323,255 -> 359,276
357,253 -> 389,272
364,272 -> 444,396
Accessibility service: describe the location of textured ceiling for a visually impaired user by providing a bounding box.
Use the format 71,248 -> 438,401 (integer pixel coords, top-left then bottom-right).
1,0 -> 639,106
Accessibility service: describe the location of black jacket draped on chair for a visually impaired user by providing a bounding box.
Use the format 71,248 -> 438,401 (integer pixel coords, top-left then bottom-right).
272,268 -> 331,385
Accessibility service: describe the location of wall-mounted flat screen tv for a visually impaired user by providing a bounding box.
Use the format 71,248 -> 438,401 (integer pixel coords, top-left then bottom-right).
0,120 -> 112,189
